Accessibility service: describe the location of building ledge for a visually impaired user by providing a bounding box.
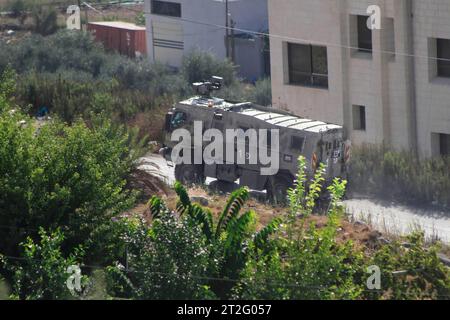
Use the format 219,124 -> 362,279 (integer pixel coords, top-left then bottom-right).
350,50 -> 373,60
284,83 -> 329,91
430,76 -> 450,86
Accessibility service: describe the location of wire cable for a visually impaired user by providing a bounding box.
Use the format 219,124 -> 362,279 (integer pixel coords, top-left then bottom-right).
111,4 -> 450,64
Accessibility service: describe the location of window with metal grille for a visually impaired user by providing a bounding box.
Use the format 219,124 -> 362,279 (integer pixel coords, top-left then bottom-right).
151,0 -> 181,17
287,43 -> 328,88
437,38 -> 450,78
357,15 -> 372,53
440,133 -> 450,156
352,105 -> 366,131
291,136 -> 305,152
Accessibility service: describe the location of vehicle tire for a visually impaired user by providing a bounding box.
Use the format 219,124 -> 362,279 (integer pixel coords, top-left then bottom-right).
267,174 -> 294,205
175,164 -> 205,186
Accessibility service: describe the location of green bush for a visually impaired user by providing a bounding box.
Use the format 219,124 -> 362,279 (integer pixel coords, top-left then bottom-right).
0,31 -> 179,92
349,144 -> 450,207
108,182 -> 281,299
134,12 -> 146,26
30,5 -> 59,36
3,228 -> 88,300
0,102 -> 136,262
181,49 -> 237,87
0,31 -> 269,137
106,216 -> 216,300
234,158 -> 365,300
249,78 -> 272,106
369,231 -> 450,300
7,0 -> 26,20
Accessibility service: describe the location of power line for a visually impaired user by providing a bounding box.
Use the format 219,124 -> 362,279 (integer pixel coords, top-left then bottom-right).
1,253 -> 429,293
112,4 -> 450,64
25,0 -> 450,63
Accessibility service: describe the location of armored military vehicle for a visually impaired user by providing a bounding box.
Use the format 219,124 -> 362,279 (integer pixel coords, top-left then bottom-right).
160,77 -> 349,203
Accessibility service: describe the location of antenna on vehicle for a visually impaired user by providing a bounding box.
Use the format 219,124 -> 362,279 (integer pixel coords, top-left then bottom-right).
192,76 -> 224,97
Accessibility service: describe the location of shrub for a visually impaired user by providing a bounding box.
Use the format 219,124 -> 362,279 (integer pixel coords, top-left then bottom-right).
0,103 -> 136,261
248,77 -> 272,106
349,144 -> 450,207
0,31 -> 269,142
108,183 -> 282,299
134,12 -> 145,26
234,157 -> 366,300
181,49 -> 237,86
3,228 -> 88,300
106,217 -> 216,300
368,231 -> 450,300
0,31 -> 171,91
30,5 -> 59,36
7,0 -> 26,22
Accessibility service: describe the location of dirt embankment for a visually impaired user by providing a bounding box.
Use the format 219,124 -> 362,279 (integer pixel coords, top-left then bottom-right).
125,162 -> 383,253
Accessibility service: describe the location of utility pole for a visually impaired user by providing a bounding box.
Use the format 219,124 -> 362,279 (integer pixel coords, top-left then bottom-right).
225,0 -> 230,59
230,19 -> 236,63
77,0 -> 82,27
84,2 -> 88,29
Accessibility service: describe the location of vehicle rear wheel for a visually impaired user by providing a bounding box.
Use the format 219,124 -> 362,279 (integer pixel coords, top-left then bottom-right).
267,174 -> 294,205
175,164 -> 205,186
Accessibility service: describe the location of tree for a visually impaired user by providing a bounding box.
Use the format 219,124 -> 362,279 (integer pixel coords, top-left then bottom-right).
148,182 -> 281,298
106,217 -> 216,300
8,0 -> 27,25
0,69 -> 136,263
3,228 -> 87,300
31,5 -> 58,36
233,157 -> 366,300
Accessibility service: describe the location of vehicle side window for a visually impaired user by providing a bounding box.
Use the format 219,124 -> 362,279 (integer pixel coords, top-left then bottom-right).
214,121 -> 225,132
266,130 -> 272,147
291,136 -> 305,152
171,111 -> 187,128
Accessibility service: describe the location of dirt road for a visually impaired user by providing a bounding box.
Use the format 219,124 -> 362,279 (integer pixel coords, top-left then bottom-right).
138,153 -> 450,243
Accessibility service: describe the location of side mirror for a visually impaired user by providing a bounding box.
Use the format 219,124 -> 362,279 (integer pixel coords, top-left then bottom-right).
214,113 -> 223,121
165,112 -> 173,131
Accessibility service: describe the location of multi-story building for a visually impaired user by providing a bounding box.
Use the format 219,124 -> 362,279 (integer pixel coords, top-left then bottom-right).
144,0 -> 269,80
269,0 -> 450,158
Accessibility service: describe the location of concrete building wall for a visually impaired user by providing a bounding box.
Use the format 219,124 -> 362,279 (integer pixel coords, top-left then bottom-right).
412,0 -> 450,157
144,0 -> 268,79
269,0 -> 345,126
269,0 -> 450,158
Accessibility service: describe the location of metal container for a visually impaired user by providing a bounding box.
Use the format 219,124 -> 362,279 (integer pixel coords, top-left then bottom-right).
87,21 -> 147,58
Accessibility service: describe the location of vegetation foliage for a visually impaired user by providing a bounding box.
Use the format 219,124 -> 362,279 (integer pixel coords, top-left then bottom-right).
0,35 -> 449,300
0,30 -> 271,141
0,70 -> 136,265
349,144 -> 450,208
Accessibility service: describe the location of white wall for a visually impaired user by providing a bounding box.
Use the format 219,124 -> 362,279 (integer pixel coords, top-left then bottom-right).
145,0 -> 268,73
412,0 -> 450,157
269,0 -> 450,157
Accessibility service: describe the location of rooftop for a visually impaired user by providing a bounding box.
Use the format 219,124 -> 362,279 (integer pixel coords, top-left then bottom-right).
179,96 -> 342,134
88,21 -> 146,31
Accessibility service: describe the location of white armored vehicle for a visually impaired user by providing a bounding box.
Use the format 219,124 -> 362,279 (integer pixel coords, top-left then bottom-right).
160,77 -> 348,203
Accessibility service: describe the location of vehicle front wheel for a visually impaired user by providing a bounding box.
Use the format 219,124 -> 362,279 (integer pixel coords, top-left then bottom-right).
267,174 -> 294,205
174,164 -> 205,186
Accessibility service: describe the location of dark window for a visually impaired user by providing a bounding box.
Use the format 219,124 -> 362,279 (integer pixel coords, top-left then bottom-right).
353,105 -> 366,131
440,134 -> 450,156
288,43 -> 328,88
151,0 -> 181,17
264,130 -> 272,147
214,121 -> 224,132
437,38 -> 450,78
357,15 -> 372,53
171,111 -> 186,128
291,136 -> 305,152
